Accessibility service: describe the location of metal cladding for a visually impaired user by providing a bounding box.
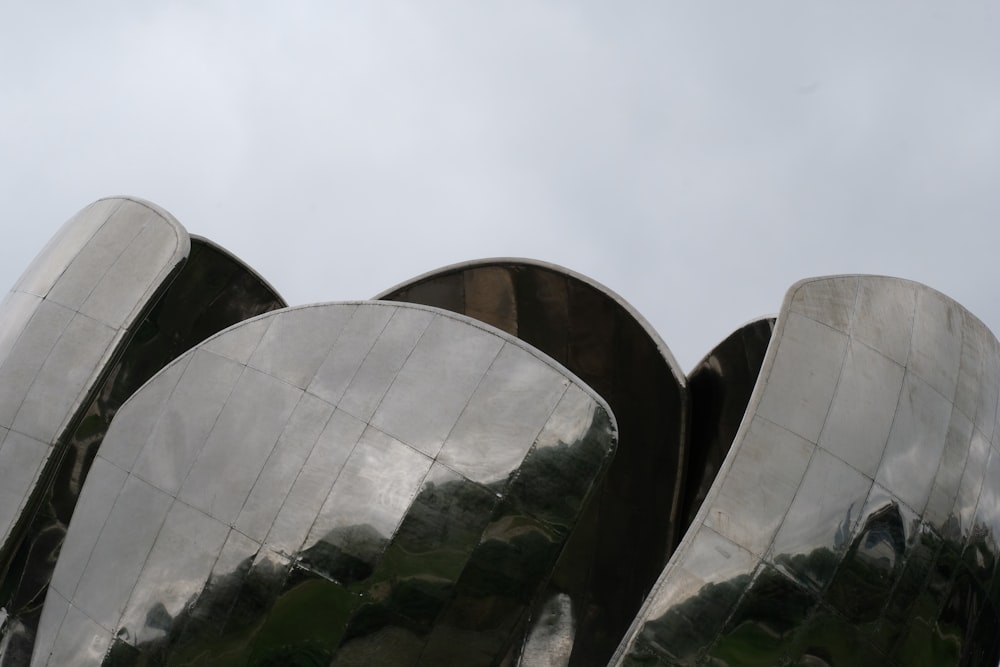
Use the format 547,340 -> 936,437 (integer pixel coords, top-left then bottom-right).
35,302 -> 617,665
2,200 -> 1000,666
0,198 -> 187,562
377,259 -> 687,666
0,200 -> 286,665
613,276 -> 1000,666
682,316 -> 775,531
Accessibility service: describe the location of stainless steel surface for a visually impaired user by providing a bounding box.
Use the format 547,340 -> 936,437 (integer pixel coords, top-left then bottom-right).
0,201 -> 285,663
613,276 -> 1000,666
6,200 -> 1000,665
33,302 -> 617,665
0,198 -> 188,652
683,317 -> 775,529
0,197 -> 185,539
378,258 -> 687,666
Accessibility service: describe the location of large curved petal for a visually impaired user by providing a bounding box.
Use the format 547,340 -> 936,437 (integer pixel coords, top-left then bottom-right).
0,227 -> 287,663
378,258 -> 687,665
0,197 -> 188,569
32,302 -> 616,665
613,276 -> 1000,665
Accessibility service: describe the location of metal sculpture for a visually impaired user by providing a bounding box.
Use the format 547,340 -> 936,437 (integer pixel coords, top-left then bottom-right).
614,277 -> 1000,666
35,303 -> 616,665
0,198 -> 285,664
378,259 -> 686,665
0,199 -> 997,666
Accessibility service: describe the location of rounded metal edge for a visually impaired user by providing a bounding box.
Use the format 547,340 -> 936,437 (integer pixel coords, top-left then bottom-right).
189,235 -> 287,309
112,299 -> 620,447
374,256 -> 686,388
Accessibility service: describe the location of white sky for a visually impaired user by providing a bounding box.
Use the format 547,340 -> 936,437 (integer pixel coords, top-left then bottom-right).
2,2 -> 998,371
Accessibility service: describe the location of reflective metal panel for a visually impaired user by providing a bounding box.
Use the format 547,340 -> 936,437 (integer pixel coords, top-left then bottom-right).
0,197 -> 188,611
378,258 -> 686,666
613,276 -> 1000,666
34,302 -> 616,665
683,317 -> 774,528
0,209 -> 286,663
8,201 -> 1000,667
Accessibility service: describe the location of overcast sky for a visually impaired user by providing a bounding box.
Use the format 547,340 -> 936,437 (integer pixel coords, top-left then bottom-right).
2,3 -> 998,371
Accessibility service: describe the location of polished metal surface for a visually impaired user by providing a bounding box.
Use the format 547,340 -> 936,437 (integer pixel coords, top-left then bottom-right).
613,276 -> 1000,666
682,317 -> 774,530
0,197 -> 188,578
378,259 -> 687,666
32,302 -> 616,665
0,233 -> 286,664
6,198 -> 1000,665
